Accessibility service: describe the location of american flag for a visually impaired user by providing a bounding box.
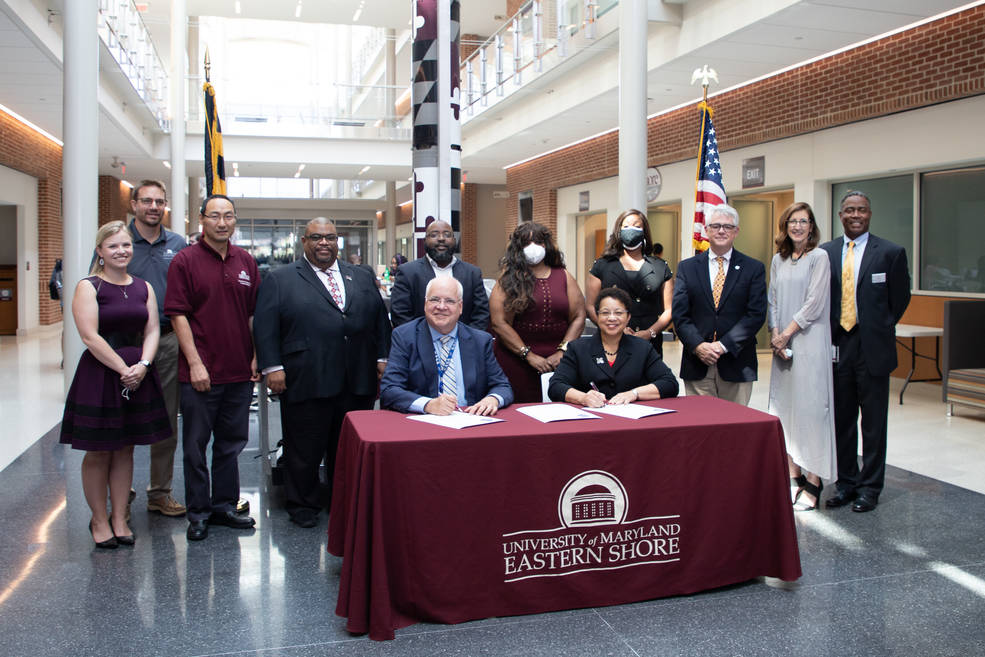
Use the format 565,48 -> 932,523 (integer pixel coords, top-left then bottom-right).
692,101 -> 725,252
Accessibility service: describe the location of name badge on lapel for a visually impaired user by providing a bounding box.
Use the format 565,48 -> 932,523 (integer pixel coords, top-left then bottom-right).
872,272 -> 886,283
345,275 -> 353,281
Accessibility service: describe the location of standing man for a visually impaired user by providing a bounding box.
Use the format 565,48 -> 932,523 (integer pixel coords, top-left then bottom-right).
672,204 -> 767,405
389,220 -> 489,330
165,195 -> 261,541
254,218 -> 391,528
126,180 -> 187,518
381,276 -> 513,415
822,191 -> 910,513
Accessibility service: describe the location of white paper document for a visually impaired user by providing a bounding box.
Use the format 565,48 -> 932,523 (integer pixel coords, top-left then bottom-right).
405,411 -> 504,430
581,404 -> 676,420
516,404 -> 603,423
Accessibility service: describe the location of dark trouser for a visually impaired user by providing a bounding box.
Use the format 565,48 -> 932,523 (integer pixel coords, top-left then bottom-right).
281,393 -> 375,515
180,381 -> 252,522
148,330 -> 180,501
832,329 -> 889,499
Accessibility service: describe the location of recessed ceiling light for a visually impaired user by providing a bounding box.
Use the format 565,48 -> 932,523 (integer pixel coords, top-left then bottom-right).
359,165 -> 370,175
162,160 -> 171,169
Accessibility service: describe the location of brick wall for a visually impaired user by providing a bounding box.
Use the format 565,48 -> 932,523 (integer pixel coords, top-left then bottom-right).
460,182 -> 478,263
506,5 -> 985,236
0,109 -> 62,325
97,175 -> 131,226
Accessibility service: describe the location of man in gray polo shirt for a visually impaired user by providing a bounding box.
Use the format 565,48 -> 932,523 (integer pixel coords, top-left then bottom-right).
127,180 -> 187,517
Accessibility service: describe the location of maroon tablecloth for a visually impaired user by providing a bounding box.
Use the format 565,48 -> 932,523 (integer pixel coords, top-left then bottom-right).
328,397 -> 801,640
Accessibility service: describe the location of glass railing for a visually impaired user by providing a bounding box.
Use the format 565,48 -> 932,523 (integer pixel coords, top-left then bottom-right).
97,0 -> 169,131
461,0 -> 618,118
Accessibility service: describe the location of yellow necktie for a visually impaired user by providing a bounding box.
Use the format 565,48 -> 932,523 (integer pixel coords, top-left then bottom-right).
712,256 -> 725,309
840,241 -> 857,331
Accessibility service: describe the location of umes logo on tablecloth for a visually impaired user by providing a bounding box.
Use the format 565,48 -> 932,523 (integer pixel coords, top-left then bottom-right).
501,470 -> 682,582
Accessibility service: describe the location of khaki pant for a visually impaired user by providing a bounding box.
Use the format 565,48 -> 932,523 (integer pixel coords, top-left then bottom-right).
147,330 -> 180,501
684,362 -> 754,406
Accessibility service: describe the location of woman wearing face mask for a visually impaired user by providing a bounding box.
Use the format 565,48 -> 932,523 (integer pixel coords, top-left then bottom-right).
585,209 -> 674,357
489,222 -> 586,402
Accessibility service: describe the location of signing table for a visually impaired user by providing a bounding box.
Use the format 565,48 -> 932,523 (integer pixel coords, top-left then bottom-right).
327,396 -> 801,641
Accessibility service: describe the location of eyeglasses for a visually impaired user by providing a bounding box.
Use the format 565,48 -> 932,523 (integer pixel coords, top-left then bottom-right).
137,198 -> 167,207
306,233 -> 338,242
598,310 -> 627,319
706,223 -> 738,233
787,218 -> 811,226
426,296 -> 461,307
203,212 -> 236,221
427,231 -> 454,239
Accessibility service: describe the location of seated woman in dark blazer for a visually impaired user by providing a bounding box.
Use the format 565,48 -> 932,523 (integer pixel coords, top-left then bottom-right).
548,287 -> 679,407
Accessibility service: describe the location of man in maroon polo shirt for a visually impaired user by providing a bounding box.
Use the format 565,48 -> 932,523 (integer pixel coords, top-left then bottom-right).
164,194 -> 261,541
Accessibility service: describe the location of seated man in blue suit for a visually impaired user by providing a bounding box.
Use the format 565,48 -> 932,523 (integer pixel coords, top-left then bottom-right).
381,276 -> 513,416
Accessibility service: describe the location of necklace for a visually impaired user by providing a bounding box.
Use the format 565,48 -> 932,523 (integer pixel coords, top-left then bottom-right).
603,347 -> 618,357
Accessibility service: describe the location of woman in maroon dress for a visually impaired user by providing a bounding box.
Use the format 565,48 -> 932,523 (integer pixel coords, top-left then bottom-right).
60,221 -> 171,548
490,223 -> 586,403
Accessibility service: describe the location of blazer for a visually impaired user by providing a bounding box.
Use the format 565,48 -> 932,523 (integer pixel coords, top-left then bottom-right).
672,248 -> 767,382
389,257 -> 490,331
548,333 -> 679,401
380,317 -> 514,412
820,234 -> 911,376
253,259 -> 391,404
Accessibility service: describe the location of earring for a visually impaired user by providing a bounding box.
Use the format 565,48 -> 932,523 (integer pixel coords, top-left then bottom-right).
98,257 -> 104,266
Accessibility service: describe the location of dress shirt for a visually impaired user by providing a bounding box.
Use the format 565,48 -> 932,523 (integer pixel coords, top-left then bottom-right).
426,254 -> 458,278
707,248 -> 733,292
308,256 -> 346,308
409,323 -> 505,412
841,232 -> 869,322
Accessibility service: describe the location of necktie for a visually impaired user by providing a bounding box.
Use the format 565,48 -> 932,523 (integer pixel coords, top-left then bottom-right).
840,241 -> 857,331
438,335 -> 457,399
712,256 -> 726,309
325,268 -> 344,308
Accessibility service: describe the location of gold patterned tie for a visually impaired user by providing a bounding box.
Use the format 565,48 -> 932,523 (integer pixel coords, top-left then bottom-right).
840,241 -> 857,331
712,256 -> 726,309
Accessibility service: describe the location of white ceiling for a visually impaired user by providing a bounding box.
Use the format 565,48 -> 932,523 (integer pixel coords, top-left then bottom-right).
0,0 -> 977,189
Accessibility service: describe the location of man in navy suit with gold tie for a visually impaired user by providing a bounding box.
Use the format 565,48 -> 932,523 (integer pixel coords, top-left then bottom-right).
821,191 -> 910,513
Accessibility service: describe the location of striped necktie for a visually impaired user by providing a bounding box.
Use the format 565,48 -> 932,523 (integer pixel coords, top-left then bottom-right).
438,335 -> 457,399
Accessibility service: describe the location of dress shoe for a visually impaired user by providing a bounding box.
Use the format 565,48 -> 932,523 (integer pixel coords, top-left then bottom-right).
186,520 -> 209,541
89,520 -> 118,549
209,511 -> 256,529
851,495 -> 878,513
290,509 -> 318,529
825,489 -> 857,508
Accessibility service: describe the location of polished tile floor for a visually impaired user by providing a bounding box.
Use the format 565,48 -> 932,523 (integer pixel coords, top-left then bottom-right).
1,328 -> 984,656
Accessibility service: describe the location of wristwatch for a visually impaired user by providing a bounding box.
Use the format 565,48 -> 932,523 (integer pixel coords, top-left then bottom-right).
649,328 -> 658,340
138,360 -> 151,368
557,341 -> 568,352
518,346 -> 532,358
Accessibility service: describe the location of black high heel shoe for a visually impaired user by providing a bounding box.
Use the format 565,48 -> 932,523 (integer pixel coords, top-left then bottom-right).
791,474 -> 807,497
89,520 -> 119,549
794,480 -> 823,512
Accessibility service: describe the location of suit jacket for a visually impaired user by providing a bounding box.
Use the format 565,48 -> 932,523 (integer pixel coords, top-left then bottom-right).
389,257 -> 490,331
548,333 -> 679,401
821,234 -> 910,376
672,249 -> 767,382
380,317 -> 514,412
253,259 -> 391,404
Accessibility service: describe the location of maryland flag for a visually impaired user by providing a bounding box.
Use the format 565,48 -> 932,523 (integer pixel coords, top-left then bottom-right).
203,82 -> 227,195
692,101 -> 725,252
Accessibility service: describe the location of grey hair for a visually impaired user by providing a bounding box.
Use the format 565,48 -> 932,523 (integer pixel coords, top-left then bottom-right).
839,190 -> 871,207
425,276 -> 463,301
709,203 -> 740,227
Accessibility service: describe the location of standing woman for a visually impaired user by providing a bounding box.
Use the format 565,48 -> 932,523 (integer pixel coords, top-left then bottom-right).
586,209 -> 673,356
490,222 -> 586,403
61,221 -> 171,548
767,202 -> 837,511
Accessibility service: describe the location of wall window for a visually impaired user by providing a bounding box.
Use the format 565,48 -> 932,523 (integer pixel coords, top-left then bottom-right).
518,191 -> 533,223
832,175 -> 913,274
920,167 -> 985,293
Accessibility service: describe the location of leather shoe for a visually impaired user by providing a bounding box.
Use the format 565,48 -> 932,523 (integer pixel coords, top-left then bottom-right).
851,495 -> 878,513
186,520 -> 208,541
290,509 -> 318,528
825,489 -> 857,508
209,511 -> 256,529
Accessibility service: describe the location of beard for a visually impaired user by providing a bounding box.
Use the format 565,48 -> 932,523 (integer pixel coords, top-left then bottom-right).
426,244 -> 455,267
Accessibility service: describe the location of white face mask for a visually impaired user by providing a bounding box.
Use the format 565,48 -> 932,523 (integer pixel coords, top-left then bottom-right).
523,243 -> 547,265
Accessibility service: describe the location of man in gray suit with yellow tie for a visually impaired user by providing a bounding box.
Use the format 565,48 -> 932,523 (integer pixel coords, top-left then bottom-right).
821,191 -> 910,513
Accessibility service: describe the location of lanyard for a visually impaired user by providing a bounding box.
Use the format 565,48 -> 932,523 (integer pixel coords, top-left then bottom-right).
435,336 -> 457,394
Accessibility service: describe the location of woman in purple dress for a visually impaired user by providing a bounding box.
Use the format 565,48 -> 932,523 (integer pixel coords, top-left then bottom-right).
490,223 -> 586,403
61,221 -> 171,548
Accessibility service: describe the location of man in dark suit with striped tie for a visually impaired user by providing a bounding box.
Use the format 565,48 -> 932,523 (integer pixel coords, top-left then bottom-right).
821,191 -> 910,513
381,276 -> 513,416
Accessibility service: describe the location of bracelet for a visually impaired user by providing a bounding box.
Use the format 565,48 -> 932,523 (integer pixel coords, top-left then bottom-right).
138,360 -> 151,368
632,388 -> 639,400
518,345 -> 531,358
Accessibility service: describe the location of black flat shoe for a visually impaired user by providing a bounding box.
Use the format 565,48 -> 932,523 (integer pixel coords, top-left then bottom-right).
209,511 -> 256,529
794,480 -> 823,512
115,530 -> 136,546
89,520 -> 118,549
825,489 -> 857,508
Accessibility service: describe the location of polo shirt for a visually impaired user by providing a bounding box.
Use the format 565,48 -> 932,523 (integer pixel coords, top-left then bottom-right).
127,221 -> 186,327
164,240 -> 259,384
